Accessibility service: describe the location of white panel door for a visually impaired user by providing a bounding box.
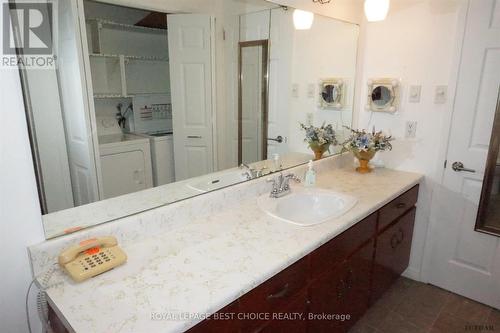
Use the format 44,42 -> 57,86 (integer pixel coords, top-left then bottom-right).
267,8 -> 292,158
241,45 -> 263,164
168,14 -> 214,181
426,0 -> 500,308
57,0 -> 100,205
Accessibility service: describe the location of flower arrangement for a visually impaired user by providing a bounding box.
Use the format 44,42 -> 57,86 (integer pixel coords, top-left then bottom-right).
342,127 -> 394,173
300,123 -> 338,160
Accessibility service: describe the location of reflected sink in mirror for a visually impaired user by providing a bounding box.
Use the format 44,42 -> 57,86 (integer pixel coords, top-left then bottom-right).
187,169 -> 249,193
258,188 -> 357,226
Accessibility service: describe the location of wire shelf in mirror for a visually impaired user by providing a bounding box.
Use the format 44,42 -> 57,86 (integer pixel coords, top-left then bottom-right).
86,18 -> 168,34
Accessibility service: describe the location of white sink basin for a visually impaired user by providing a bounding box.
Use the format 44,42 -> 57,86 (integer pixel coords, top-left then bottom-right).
258,188 -> 357,226
187,170 -> 248,193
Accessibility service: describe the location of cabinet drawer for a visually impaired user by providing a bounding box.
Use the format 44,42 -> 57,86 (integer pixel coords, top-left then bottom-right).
310,213 -> 377,278
239,259 -> 308,332
186,301 -> 240,333
378,185 -> 418,231
372,207 -> 416,302
255,291 -> 308,333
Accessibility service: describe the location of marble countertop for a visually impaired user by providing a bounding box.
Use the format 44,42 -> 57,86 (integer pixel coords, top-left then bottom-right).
41,164 -> 422,333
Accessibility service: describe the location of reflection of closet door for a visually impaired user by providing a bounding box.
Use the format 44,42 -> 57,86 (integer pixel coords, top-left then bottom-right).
168,14 -> 214,181
57,0 -> 101,205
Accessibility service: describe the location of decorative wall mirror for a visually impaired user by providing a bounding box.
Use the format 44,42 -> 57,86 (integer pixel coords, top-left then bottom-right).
319,78 -> 344,109
366,78 -> 400,112
475,90 -> 500,236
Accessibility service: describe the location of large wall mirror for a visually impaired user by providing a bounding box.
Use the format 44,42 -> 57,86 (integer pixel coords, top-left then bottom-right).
15,0 -> 359,239
476,90 -> 500,236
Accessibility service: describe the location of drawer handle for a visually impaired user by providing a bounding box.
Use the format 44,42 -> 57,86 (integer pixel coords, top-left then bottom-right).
391,229 -> 405,249
337,280 -> 346,299
391,234 -> 399,249
187,135 -> 202,139
267,283 -> 289,300
398,228 -> 405,242
345,268 -> 354,290
396,203 -> 406,209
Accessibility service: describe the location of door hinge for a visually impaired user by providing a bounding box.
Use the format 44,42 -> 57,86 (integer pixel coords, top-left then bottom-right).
444,160 -> 447,169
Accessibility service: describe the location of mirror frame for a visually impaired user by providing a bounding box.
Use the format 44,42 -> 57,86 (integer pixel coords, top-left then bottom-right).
318,78 -> 345,109
475,89 -> 500,236
238,39 -> 270,165
366,78 -> 400,113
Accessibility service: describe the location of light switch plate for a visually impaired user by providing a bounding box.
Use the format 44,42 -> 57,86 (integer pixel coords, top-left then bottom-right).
405,121 -> 417,139
434,85 -> 447,104
292,84 -> 299,98
408,85 -> 421,103
307,84 -> 315,98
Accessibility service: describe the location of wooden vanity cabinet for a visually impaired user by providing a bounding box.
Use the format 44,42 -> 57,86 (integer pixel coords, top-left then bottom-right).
50,185 -> 419,333
371,207 -> 416,303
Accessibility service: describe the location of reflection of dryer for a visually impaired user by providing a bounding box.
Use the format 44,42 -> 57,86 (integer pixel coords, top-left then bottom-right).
98,134 -> 153,199
137,133 -> 175,186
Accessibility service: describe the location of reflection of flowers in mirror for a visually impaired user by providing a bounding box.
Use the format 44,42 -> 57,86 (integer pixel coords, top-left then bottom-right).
300,123 -> 338,160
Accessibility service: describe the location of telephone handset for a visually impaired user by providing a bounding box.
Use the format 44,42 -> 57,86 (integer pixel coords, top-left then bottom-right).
58,236 -> 127,282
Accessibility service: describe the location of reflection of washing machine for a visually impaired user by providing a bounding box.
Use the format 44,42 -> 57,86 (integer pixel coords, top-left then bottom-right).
137,133 -> 175,186
128,94 -> 175,186
98,133 -> 153,200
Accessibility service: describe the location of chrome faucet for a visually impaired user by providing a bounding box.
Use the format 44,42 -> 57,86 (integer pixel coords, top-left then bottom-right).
240,164 -> 268,180
268,173 -> 301,198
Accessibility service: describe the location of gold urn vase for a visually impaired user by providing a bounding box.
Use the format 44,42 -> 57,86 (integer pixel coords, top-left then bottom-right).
310,142 -> 330,160
353,150 -> 376,174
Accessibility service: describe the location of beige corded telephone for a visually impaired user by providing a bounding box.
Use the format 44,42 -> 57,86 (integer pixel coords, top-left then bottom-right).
58,236 -> 127,282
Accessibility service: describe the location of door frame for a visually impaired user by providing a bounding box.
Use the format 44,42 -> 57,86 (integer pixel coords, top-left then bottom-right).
238,39 -> 270,165
421,0 -> 494,282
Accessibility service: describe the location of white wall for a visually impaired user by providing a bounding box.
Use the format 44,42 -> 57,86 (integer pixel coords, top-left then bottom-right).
287,13 -> 359,154
354,0 -> 465,280
0,56 -> 45,333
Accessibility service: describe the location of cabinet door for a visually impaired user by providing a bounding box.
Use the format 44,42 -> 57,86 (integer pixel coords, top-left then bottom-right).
186,301 -> 240,333
309,241 -> 373,333
372,207 -> 416,302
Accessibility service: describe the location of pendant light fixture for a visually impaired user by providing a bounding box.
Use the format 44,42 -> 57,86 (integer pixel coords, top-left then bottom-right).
293,9 -> 314,30
364,0 -> 390,22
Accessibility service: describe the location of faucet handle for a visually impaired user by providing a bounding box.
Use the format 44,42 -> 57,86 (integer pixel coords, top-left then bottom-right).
285,173 -> 301,183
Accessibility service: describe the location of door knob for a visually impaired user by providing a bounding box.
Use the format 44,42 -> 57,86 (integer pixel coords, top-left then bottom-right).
268,135 -> 284,143
452,162 -> 476,173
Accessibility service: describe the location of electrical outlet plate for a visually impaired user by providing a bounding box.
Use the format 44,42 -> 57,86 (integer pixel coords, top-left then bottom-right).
306,113 -> 314,126
405,121 -> 417,138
